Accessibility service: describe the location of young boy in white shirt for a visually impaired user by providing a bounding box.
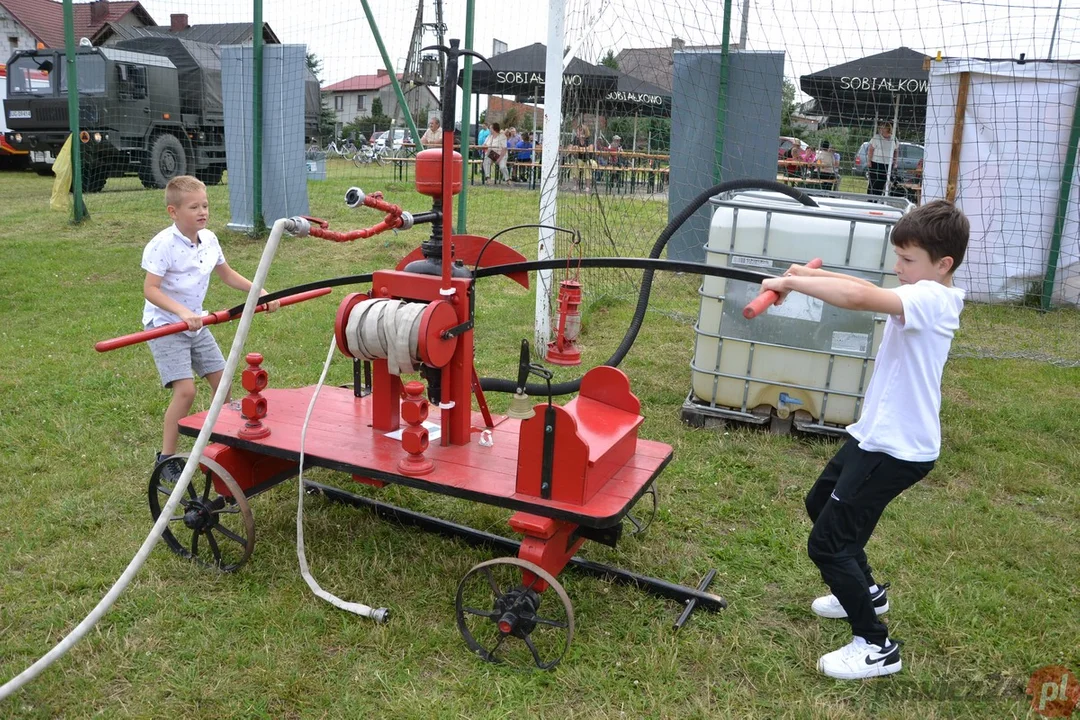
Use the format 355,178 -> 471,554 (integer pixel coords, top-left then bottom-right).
758,200 -> 970,680
142,175 -> 279,470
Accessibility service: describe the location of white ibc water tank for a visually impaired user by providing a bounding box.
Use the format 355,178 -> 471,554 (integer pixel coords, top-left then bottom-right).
687,190 -> 911,434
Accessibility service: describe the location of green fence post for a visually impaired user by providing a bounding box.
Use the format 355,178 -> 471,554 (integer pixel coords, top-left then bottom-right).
456,0 -> 476,234
252,0 -> 266,235
62,0 -> 85,223
359,0 -> 423,148
713,0 -> 733,185
1042,85 -> 1080,310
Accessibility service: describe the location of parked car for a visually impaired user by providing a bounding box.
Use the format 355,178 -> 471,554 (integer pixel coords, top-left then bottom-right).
896,143 -> 924,183
852,141 -> 923,183
778,136 -> 804,159
375,128 -> 406,151
852,141 -> 870,176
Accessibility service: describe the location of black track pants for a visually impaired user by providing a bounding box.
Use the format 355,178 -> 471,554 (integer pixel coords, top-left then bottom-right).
805,438 -> 934,645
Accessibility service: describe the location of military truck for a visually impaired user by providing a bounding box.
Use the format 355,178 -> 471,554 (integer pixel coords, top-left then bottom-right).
3,37 -> 317,192
0,64 -> 30,169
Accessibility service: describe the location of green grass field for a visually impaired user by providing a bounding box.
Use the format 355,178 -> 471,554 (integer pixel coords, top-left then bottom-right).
0,169 -> 1078,718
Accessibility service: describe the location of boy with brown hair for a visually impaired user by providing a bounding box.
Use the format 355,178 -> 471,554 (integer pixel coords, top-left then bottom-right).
142,175 -> 278,469
758,200 -> 970,679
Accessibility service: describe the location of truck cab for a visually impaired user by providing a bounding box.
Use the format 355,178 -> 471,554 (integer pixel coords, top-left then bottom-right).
4,43 -> 222,191
0,63 -> 30,168
6,37 -> 314,193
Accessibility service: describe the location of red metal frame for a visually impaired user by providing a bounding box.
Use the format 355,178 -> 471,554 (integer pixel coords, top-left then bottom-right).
174,145 -> 674,602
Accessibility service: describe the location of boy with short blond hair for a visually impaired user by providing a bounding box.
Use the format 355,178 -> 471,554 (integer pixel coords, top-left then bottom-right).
143,175 -> 278,469
759,200 -> 970,680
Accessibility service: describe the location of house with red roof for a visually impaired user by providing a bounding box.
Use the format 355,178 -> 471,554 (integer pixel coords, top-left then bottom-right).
323,68 -> 438,136
0,0 -> 155,56
1,1 -> 283,58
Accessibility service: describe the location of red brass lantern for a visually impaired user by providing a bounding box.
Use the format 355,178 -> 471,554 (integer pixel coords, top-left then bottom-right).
545,279 -> 582,366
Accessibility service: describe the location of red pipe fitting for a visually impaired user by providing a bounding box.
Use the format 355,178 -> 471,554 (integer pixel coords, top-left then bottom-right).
307,214 -> 404,243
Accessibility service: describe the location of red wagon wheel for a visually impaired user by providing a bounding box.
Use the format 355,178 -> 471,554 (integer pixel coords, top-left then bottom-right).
455,557 -> 575,670
148,453 -> 255,572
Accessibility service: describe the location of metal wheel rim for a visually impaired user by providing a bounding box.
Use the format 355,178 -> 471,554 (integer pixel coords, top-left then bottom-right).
147,452 -> 255,572
455,557 -> 574,670
161,150 -> 177,175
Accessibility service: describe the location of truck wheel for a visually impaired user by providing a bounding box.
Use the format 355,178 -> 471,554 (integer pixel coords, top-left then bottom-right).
149,134 -> 188,188
81,166 -> 107,193
195,166 -> 224,186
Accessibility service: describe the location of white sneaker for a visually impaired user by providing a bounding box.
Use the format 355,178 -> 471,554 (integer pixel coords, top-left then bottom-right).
818,636 -> 902,679
811,583 -> 889,619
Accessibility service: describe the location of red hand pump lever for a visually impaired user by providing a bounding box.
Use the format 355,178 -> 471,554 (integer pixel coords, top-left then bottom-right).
94,287 -> 332,352
742,257 -> 823,319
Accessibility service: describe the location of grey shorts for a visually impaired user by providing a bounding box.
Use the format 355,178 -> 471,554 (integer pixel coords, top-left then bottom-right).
146,325 -> 226,388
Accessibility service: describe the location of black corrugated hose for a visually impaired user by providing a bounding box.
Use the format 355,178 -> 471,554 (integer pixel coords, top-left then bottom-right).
477,179 -> 818,396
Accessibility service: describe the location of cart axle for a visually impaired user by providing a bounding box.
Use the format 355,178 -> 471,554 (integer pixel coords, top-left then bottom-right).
303,480 -> 727,616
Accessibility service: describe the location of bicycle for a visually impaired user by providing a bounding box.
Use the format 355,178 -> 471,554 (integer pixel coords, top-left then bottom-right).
325,140 -> 358,161
352,142 -> 385,167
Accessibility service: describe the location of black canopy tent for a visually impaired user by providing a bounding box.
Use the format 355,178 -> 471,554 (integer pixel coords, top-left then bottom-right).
577,72 -> 672,152
460,42 -> 619,99
594,72 -> 672,118
799,47 -> 931,129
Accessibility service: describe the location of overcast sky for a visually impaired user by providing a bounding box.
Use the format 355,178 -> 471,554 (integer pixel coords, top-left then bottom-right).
135,0 -> 1079,102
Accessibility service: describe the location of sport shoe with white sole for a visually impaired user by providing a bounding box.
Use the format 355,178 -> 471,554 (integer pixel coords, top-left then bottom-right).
818,636 -> 901,679
812,583 -> 889,619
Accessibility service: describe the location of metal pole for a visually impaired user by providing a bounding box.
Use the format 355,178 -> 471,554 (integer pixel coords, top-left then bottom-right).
593,98 -> 600,146
62,0 -> 85,223
739,0 -> 751,49
537,0 -> 566,352
359,0 -> 423,148
253,0 -> 265,234
1048,0 -> 1064,61
713,0 -> 733,183
1042,83 -> 1080,310
456,0 -> 476,234
884,95 -> 898,194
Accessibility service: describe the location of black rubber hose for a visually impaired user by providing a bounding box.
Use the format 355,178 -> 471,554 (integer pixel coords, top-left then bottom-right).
230,180 -> 815,396
478,178 -> 818,396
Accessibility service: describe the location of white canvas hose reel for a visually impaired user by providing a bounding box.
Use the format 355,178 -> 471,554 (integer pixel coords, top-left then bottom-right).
333,293 -> 460,374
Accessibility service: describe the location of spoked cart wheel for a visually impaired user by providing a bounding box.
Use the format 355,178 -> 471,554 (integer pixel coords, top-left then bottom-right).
625,485 -> 658,536
148,453 -> 255,572
455,557 -> 575,670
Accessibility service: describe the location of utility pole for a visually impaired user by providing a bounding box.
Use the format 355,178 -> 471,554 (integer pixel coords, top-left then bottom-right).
400,0 -> 425,123
424,0 -> 448,89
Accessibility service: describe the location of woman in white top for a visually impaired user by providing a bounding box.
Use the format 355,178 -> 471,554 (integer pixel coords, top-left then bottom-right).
482,121 -> 509,183
815,140 -> 840,190
866,122 -> 898,196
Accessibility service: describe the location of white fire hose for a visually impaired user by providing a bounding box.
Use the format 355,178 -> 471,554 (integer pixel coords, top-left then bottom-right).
0,216 -> 387,702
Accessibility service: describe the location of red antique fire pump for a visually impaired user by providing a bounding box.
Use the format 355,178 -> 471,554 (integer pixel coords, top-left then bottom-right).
93,42 -> 807,669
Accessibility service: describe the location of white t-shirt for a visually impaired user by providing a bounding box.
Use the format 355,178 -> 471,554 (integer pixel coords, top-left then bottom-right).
141,224 -> 226,332
869,134 -> 896,167
421,127 -> 442,146
846,280 -> 965,462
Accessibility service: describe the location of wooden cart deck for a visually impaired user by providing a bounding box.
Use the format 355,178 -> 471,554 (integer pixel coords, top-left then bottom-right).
179,386 -> 672,528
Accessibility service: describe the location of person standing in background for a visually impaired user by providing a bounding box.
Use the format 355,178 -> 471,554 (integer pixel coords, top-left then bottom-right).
867,122 -> 898,196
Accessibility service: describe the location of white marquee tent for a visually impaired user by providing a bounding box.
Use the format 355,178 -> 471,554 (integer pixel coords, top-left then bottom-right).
923,58 -> 1080,307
